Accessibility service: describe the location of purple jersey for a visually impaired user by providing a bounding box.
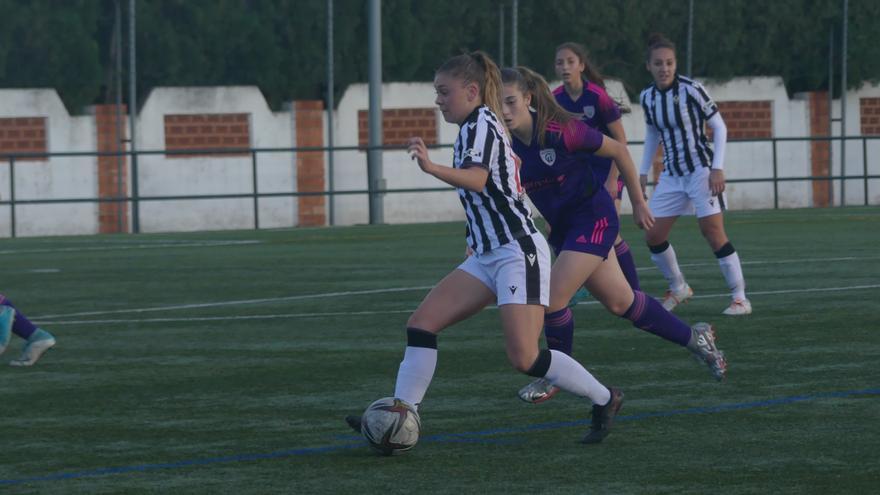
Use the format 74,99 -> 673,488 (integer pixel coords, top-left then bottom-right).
554,80 -> 621,183
512,114 -> 605,231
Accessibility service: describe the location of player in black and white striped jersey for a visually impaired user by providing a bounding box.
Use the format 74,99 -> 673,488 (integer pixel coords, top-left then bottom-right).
347,51 -> 623,445
638,33 -> 751,316
451,99 -> 535,254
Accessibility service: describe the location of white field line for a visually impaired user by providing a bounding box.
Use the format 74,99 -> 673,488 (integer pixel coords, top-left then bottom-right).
636,255 -> 880,272
35,286 -> 435,319
0,240 -> 261,255
33,254 -> 880,320
38,283 -> 880,326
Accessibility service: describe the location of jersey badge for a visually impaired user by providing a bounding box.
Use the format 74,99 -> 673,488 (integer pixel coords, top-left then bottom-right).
463,148 -> 483,161
539,148 -> 557,166
582,105 -> 595,119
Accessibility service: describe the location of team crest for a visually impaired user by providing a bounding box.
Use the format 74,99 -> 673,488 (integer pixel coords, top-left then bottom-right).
539,148 -> 556,166
583,105 -> 596,119
463,148 -> 483,161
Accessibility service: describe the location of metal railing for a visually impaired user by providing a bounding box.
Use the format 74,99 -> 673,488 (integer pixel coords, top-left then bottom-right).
0,135 -> 878,237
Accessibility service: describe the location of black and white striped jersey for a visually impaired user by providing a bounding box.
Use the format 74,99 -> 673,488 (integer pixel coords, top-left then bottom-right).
640,75 -> 718,176
453,105 -> 537,254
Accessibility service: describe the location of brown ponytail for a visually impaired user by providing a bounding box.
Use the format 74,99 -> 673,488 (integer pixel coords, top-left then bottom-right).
501,66 -> 577,147
437,50 -> 505,126
646,32 -> 676,62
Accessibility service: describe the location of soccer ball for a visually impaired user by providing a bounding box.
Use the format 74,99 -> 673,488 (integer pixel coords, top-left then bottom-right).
360,397 -> 421,455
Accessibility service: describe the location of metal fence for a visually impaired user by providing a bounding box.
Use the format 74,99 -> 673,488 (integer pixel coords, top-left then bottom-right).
1,135 -> 878,238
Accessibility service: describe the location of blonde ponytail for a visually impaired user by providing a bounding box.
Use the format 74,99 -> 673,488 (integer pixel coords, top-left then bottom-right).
468,51 -> 504,123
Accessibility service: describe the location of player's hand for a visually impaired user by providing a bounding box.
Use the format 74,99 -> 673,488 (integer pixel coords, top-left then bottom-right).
639,174 -> 649,200
632,201 -> 655,231
604,178 -> 618,198
407,137 -> 433,174
465,244 -> 474,258
709,169 -> 725,196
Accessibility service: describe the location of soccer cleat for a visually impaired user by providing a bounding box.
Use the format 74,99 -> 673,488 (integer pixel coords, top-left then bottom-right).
581,387 -> 624,444
722,298 -> 752,316
566,287 -> 591,308
686,323 -> 727,381
9,329 -> 56,367
661,284 -> 693,311
517,378 -> 560,404
0,306 -> 14,356
345,414 -> 363,434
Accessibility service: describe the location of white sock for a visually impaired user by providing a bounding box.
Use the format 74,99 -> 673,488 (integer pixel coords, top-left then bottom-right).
544,350 -> 610,406
393,346 -> 437,410
650,243 -> 687,291
718,251 -> 746,301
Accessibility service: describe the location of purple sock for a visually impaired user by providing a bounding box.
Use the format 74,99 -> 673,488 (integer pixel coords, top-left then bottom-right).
544,307 -> 574,355
615,241 -> 641,291
622,290 -> 691,346
0,296 -> 38,340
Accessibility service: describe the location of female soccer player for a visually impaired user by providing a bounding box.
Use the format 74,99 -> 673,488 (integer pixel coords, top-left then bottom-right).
638,33 -> 751,315
0,294 -> 57,366
553,42 -> 641,291
346,51 -> 622,444
501,67 -> 727,403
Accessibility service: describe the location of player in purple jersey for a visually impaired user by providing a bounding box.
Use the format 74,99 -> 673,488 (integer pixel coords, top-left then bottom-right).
0,294 -> 56,366
500,66 -> 727,403
553,42 -> 641,292
346,52 -> 624,445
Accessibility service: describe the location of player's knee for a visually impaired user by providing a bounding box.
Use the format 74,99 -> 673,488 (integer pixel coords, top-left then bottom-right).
648,240 -> 670,253
646,231 -> 666,246
701,229 -> 727,250
547,299 -> 569,314
604,298 -> 630,316
406,313 -> 436,332
508,349 -> 541,374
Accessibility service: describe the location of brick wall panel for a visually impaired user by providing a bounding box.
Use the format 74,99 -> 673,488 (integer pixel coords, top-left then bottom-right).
295,100 -> 326,226
0,117 -> 48,160
357,108 -> 438,147
808,92 -> 831,207
861,98 -> 880,135
93,104 -> 129,233
164,113 -> 250,158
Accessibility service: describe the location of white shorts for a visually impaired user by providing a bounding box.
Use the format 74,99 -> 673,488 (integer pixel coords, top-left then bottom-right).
649,166 -> 727,218
458,232 -> 550,307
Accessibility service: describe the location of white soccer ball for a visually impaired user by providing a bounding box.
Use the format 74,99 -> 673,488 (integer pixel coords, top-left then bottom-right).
360,397 -> 421,455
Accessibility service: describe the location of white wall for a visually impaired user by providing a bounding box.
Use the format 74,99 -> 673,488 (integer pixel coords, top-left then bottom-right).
136,86 -> 295,233
832,83 -> 880,206
330,76 -> 825,223
1,79 -> 877,237
331,83 -> 463,226
0,89 -> 97,237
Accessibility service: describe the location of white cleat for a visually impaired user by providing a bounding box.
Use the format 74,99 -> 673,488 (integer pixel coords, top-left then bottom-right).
661,284 -> 693,312
517,378 -> 560,404
722,298 -> 752,316
687,323 -> 727,381
9,329 -> 56,367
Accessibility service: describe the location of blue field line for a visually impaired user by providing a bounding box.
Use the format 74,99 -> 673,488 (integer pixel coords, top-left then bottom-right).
1,387 -> 877,487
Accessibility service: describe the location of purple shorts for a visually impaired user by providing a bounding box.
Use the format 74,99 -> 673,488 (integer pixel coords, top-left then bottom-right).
549,189 -> 619,258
